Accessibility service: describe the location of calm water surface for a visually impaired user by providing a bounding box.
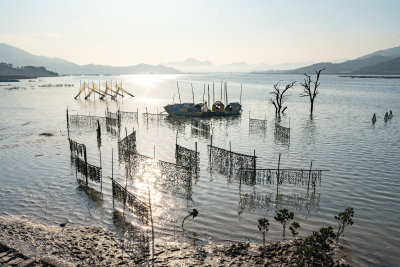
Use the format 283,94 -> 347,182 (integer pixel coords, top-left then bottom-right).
0,73 -> 399,266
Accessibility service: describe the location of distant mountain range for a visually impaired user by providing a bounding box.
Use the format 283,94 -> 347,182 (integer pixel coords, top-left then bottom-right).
165,58 -> 314,72
1,43 -> 400,75
0,43 -> 181,75
287,46 -> 400,74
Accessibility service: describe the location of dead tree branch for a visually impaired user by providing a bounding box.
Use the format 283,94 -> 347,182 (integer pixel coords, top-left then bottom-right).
300,68 -> 325,116
269,81 -> 296,116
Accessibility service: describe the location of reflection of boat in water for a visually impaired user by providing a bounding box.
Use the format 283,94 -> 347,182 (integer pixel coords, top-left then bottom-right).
164,101 -> 242,117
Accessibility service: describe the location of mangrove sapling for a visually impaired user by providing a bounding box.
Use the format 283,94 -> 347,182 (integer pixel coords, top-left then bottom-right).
289,221 -> 300,237
297,226 -> 336,266
257,218 -> 270,247
274,208 -> 294,239
182,209 -> 198,230
335,207 -> 354,241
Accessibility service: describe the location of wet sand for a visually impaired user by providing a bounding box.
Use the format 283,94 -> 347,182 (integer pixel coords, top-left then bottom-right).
0,215 -> 348,266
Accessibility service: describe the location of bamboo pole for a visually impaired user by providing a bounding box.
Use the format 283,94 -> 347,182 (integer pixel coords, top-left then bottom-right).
276,153 -> 281,200
307,161 -> 313,195
148,186 -> 155,264
208,84 -> 210,107
212,82 -> 215,104
191,83 -> 194,104
240,83 -> 243,105
177,82 -> 181,104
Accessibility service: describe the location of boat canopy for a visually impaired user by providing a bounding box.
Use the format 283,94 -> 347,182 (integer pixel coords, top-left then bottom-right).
212,101 -> 225,111
225,102 -> 241,112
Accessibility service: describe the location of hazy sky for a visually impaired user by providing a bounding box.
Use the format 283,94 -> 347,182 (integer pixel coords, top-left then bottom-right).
1,0 -> 399,66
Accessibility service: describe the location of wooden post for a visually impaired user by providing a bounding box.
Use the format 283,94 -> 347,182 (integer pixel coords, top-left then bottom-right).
213,82 -> 215,104
229,141 -> 232,176
112,148 -> 114,180
84,145 -> 88,186
253,149 -> 256,182
240,83 -> 243,105
148,186 -> 155,264
210,135 -> 213,160
220,79 -> 223,101
208,84 -> 210,107
177,82 -> 181,104
276,153 -> 281,200
195,142 -> 198,175
66,107 -> 70,140
191,83 -> 194,104
225,82 -> 228,105
99,146 -> 102,193
97,119 -> 101,139
307,161 -> 313,195
203,84 -> 205,104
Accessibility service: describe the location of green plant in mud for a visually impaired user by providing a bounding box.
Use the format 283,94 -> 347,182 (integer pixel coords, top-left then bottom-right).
297,226 -> 336,266
289,221 -> 300,237
335,207 -> 354,241
257,218 -> 270,247
182,209 -> 198,230
274,208 -> 294,239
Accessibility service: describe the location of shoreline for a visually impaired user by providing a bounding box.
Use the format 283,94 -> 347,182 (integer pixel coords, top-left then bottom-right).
0,215 -> 348,266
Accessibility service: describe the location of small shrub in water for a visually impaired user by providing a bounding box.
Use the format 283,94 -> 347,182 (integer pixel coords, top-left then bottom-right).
182,209 -> 198,230
335,207 -> 354,241
274,208 -> 294,239
257,218 -> 270,246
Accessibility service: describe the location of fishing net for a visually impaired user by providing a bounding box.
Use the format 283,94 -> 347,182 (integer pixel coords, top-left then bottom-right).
238,191 -> 320,213
242,169 -> 322,187
127,152 -> 192,199
118,131 -> 136,161
112,179 -> 150,225
274,123 -> 290,144
249,118 -> 267,132
208,145 -> 256,177
87,163 -> 102,183
175,144 -> 199,175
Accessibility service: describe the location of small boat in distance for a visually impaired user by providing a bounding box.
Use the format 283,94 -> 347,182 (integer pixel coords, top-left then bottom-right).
164,101 -> 242,117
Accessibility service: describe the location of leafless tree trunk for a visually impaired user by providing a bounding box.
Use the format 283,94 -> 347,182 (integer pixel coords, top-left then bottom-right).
300,68 -> 325,116
269,81 -> 296,117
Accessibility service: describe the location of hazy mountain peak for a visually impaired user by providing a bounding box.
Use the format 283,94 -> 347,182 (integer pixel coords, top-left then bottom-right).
0,43 -> 181,75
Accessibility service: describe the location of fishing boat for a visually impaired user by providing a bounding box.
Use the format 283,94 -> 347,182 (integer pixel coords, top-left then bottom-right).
164,101 -> 242,117
165,80 -> 242,117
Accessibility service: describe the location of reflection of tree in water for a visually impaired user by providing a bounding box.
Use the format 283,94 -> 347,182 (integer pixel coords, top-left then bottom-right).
112,210 -> 150,264
301,115 -> 318,145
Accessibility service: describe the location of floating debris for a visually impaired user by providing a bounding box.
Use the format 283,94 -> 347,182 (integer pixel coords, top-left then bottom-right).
39,132 -> 54,137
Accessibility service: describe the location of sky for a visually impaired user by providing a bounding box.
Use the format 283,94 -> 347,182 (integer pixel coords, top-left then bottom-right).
0,0 -> 400,66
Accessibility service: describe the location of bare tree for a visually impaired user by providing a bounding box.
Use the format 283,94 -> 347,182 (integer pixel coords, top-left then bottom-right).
269,81 -> 296,116
300,68 -> 325,116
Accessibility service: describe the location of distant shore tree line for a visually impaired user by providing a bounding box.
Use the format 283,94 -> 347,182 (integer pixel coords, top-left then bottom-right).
0,62 -> 58,79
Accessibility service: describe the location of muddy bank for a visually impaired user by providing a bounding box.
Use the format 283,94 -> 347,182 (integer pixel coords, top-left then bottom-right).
0,216 -> 347,266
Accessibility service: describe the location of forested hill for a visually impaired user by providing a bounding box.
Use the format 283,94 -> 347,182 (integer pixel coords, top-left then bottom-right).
0,62 -> 58,79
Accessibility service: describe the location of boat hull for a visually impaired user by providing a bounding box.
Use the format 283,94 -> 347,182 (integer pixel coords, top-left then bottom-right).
164,103 -> 241,117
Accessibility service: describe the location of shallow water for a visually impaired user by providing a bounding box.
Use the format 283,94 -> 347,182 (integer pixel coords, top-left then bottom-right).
0,74 -> 399,266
